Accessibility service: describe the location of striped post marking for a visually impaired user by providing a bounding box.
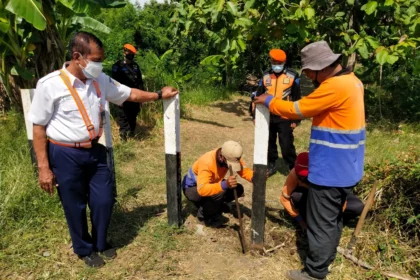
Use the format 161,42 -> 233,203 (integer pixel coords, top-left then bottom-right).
163,95 -> 182,227
98,101 -> 117,198
251,103 -> 270,246
21,89 -> 37,171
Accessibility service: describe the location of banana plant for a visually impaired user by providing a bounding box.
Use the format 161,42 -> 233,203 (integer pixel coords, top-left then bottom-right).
0,0 -> 125,109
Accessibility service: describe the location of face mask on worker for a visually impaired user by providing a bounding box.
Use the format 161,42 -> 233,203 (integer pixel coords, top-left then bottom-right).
312,71 -> 321,88
125,53 -> 135,61
78,53 -> 103,79
272,64 -> 284,73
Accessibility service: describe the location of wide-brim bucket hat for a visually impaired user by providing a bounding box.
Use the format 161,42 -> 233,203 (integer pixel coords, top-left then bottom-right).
301,41 -> 341,71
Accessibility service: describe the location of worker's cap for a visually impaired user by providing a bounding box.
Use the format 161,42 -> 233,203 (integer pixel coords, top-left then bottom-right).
123,44 -> 137,54
301,41 -> 341,71
269,49 -> 286,63
295,152 -> 309,177
221,141 -> 243,172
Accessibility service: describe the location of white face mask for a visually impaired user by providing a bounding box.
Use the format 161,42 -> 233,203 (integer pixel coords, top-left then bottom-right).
78,53 -> 103,79
272,64 -> 284,73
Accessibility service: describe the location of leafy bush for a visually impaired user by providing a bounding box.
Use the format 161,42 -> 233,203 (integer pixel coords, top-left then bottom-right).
360,53 -> 420,124
357,148 -> 420,242
355,148 -> 420,277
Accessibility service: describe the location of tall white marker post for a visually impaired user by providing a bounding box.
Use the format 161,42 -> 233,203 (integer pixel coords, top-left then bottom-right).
251,103 -> 270,246
163,95 -> 182,227
21,89 -> 37,170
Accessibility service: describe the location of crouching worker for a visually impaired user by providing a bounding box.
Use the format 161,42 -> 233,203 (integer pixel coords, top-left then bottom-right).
182,141 -> 253,227
281,152 -> 364,230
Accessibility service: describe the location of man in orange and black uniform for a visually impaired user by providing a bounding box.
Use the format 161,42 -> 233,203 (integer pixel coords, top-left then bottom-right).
182,141 -> 254,227
112,44 -> 144,140
254,49 -> 301,176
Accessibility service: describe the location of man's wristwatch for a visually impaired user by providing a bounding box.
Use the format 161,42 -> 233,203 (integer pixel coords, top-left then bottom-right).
156,90 -> 162,100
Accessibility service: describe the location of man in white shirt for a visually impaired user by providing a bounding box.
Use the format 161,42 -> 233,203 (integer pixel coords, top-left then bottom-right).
28,31 -> 178,268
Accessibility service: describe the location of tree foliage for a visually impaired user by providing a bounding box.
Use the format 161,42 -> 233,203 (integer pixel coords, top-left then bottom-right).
172,0 -> 420,85
0,0 -> 125,110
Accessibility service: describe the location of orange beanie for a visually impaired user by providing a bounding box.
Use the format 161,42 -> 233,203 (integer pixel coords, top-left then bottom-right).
269,49 -> 286,62
124,44 -> 137,54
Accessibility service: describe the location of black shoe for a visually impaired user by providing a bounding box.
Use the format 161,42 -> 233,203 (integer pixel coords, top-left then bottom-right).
99,245 -> 117,260
267,161 -> 277,177
79,252 -> 105,268
220,203 -> 231,214
198,214 -> 229,228
286,270 -> 325,280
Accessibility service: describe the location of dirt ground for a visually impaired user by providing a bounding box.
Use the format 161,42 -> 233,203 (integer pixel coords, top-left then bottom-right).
99,96 -> 365,280
1,96 -> 380,280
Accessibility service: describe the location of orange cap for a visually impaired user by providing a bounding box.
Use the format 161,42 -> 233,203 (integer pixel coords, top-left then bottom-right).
269,49 -> 286,62
124,44 -> 137,54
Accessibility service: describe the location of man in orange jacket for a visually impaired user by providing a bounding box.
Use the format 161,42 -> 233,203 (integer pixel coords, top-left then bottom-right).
252,49 -> 301,176
281,152 -> 364,231
254,41 -> 365,280
182,141 -> 253,227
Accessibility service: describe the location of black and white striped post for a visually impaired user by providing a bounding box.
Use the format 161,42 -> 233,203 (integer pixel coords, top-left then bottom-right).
99,101 -> 117,197
251,103 -> 270,246
21,89 -> 37,170
163,95 -> 182,227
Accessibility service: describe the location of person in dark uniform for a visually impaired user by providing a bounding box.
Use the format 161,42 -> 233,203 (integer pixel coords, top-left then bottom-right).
112,44 -> 144,140
254,49 -> 301,176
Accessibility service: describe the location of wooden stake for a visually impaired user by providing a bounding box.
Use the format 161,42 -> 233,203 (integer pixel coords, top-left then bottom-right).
251,103 -> 270,246
337,246 -> 415,280
163,95 -> 182,227
347,181 -> 377,250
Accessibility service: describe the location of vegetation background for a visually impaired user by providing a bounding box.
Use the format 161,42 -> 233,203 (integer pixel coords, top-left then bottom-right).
0,0 -> 419,278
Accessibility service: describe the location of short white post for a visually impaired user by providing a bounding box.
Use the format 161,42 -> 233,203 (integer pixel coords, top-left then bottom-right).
21,89 -> 37,170
99,101 -> 117,197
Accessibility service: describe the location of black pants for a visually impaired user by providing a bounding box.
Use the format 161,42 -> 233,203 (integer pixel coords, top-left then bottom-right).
268,121 -> 297,170
183,184 -> 244,219
115,101 -> 140,139
305,184 -> 354,279
290,187 -> 364,221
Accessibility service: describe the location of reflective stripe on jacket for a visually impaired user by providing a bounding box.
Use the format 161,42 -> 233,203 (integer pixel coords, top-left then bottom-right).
266,70 -> 365,187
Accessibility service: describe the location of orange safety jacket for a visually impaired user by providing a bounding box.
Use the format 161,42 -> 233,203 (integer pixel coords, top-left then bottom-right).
182,149 -> 253,197
48,70 -> 105,148
256,69 -> 301,123
280,168 -> 347,218
264,68 -> 365,187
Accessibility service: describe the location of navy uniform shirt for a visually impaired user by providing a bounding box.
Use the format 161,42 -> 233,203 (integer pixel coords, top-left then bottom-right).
112,60 -> 144,90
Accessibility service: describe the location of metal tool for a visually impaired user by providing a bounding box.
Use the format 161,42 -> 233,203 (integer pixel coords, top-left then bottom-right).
229,164 -> 246,254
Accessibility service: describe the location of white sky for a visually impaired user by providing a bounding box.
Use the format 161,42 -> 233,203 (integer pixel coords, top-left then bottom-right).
129,0 -> 165,7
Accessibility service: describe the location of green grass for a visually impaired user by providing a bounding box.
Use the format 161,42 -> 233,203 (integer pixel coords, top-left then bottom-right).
1,94 -> 419,279
181,85 -> 231,105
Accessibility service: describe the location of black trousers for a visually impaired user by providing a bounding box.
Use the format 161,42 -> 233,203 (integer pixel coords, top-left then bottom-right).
115,101 -> 140,139
268,121 -> 297,170
305,184 -> 354,279
183,184 -> 244,219
290,187 -> 364,221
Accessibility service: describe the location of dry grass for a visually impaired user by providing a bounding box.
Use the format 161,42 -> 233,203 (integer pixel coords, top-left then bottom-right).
1,96 -> 417,279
